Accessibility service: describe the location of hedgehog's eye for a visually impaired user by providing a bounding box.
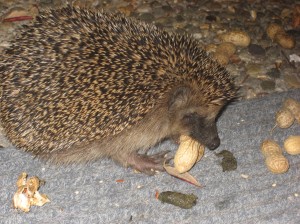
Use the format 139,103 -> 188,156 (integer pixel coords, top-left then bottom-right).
182,113 -> 192,123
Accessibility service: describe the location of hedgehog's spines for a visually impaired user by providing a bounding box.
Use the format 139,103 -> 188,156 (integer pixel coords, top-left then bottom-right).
0,6 -> 236,159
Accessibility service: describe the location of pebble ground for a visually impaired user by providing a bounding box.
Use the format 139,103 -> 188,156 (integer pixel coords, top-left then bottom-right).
0,0 -> 299,100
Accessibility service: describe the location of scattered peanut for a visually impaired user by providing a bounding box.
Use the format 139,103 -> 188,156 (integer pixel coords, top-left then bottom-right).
265,155 -> 289,174
218,30 -> 251,47
216,42 -> 236,57
174,135 -> 204,173
261,139 -> 282,157
283,98 -> 300,124
213,52 -> 229,66
284,135 -> 300,155
275,108 -> 295,129
261,140 -> 289,174
274,31 -> 296,49
212,42 -> 237,65
266,23 -> 285,40
266,23 -> 296,49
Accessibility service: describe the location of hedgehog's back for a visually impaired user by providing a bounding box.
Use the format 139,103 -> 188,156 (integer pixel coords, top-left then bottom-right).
0,7 -> 180,154
0,6 -> 234,155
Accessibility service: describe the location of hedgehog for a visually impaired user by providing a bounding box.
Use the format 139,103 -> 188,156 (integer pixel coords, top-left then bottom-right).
0,6 -> 236,175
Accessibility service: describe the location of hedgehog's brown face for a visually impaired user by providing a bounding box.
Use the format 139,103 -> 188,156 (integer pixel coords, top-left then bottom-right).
181,112 -> 220,150
168,86 -> 225,150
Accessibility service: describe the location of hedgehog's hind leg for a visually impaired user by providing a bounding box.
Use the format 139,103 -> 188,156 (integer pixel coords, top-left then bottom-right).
112,151 -> 170,175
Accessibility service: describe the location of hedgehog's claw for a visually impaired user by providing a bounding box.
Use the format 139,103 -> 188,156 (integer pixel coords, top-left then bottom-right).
126,151 -> 170,175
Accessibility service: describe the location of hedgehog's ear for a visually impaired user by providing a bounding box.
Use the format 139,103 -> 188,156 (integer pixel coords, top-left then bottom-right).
168,86 -> 191,111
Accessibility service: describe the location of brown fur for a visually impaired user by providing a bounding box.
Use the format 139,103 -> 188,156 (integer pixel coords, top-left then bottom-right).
0,6 -> 236,174
39,86 -> 222,167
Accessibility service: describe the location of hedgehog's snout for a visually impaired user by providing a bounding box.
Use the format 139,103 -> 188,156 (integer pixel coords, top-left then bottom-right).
187,114 -> 221,150
192,129 -> 220,150
206,136 -> 220,150
200,123 -> 221,150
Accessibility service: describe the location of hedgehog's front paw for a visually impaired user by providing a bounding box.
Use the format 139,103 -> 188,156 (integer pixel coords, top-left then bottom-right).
126,151 -> 170,175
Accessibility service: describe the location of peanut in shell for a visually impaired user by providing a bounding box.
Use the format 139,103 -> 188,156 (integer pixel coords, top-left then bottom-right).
174,135 -> 201,173
284,135 -> 300,155
275,108 -> 294,129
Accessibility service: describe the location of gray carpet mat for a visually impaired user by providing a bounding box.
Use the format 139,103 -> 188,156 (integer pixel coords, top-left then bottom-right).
1,89 -> 300,224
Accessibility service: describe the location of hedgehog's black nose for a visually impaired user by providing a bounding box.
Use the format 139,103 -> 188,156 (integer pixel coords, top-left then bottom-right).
207,137 -> 220,150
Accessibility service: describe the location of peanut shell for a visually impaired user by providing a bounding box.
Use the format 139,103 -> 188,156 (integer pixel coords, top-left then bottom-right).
265,155 -> 289,174
275,108 -> 295,128
216,42 -> 236,57
274,31 -> 296,49
284,135 -> 300,155
174,135 -> 200,173
261,139 -> 282,157
213,52 -> 229,66
218,31 -> 251,47
196,144 -> 205,162
266,23 -> 285,40
283,98 -> 300,123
